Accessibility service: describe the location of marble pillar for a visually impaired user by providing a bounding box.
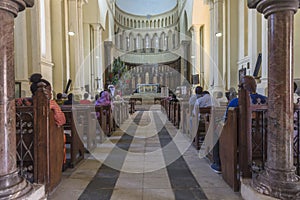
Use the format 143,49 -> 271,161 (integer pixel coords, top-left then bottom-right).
104,41 -> 113,83
181,40 -> 191,84
249,0 -> 300,198
92,24 -> 103,92
0,0 -> 34,199
191,25 -> 201,77
212,0 -> 225,93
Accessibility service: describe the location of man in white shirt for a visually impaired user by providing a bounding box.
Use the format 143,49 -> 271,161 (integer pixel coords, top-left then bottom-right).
193,91 -> 219,116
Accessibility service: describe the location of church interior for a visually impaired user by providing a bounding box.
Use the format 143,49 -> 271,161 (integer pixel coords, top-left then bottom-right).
1,0 -> 300,199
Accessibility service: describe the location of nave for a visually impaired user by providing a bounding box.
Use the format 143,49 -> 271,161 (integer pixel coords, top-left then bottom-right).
48,106 -> 242,200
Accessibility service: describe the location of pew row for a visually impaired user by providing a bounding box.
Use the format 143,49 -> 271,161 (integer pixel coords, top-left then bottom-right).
16,84 -> 64,194
217,84 -> 298,192
60,105 -> 87,168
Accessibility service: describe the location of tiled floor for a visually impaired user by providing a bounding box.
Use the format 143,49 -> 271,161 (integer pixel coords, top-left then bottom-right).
48,107 -> 242,200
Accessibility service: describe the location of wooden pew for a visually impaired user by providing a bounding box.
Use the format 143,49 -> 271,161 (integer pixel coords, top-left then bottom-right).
130,97 -> 142,105
180,100 -> 189,134
174,101 -> 181,128
191,106 -> 211,150
95,105 -> 113,137
73,105 -> 97,151
154,97 -> 164,104
129,99 -> 136,114
219,107 -> 239,191
60,105 -> 85,168
113,101 -> 129,126
16,84 -> 64,193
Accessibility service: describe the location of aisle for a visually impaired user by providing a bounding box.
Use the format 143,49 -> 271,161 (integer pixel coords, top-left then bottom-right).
49,109 -> 242,200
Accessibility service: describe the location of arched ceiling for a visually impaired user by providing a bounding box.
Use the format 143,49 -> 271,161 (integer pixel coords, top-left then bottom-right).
116,0 -> 177,16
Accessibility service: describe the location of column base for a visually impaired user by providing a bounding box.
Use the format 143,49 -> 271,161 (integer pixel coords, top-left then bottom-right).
0,170 -> 33,200
252,166 -> 300,199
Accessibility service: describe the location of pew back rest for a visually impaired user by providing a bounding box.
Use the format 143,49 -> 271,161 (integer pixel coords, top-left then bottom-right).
16,83 -> 64,194
220,107 -> 239,191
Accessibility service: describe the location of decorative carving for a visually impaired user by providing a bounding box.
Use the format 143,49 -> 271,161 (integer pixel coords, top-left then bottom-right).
0,0 -> 34,17
248,0 -> 299,18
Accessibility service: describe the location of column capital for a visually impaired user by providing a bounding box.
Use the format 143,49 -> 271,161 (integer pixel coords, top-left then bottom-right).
91,24 -> 103,31
190,24 -> 202,32
181,40 -> 191,47
248,0 -> 299,18
77,0 -> 88,8
0,0 -> 34,17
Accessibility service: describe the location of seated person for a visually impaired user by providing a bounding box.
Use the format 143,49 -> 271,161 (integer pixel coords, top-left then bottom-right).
95,91 -> 112,107
29,73 -> 66,127
15,98 -> 33,106
211,75 -> 267,174
189,86 -> 203,132
170,94 -> 179,102
294,82 -> 300,104
189,86 -> 203,106
63,93 -> 77,105
55,93 -> 64,105
193,91 -> 215,117
214,91 -> 228,106
225,87 -> 237,102
80,93 -> 91,104
95,91 -> 113,118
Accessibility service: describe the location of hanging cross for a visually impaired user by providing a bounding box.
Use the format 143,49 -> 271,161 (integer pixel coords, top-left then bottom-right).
95,77 -> 101,89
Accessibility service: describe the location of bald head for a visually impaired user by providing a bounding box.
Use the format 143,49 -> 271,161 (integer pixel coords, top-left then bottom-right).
241,76 -> 257,94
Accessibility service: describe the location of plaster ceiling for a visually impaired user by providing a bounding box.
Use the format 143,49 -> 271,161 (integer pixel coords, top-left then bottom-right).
115,0 -> 177,16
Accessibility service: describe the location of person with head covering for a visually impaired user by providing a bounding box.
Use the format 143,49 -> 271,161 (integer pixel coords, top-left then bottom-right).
95,91 -> 111,106
211,75 -> 267,174
94,91 -> 113,118
29,73 -> 66,127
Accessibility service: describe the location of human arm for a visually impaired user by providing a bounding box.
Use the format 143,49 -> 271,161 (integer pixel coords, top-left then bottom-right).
50,100 -> 66,127
223,98 -> 239,121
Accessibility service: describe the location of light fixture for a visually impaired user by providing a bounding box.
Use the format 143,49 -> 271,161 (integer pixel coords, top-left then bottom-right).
215,32 -> 222,37
68,31 -> 75,36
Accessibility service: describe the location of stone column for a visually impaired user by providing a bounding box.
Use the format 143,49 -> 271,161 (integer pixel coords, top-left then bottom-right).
249,0 -> 300,198
257,15 -> 268,95
190,24 -> 201,78
209,0 -> 215,90
0,0 -> 34,199
77,0 -> 86,91
91,24 -> 103,92
212,0 -> 224,93
104,41 -> 113,84
181,40 -> 191,84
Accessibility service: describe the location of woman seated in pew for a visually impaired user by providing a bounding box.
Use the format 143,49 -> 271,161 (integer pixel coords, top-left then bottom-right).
95,91 -> 112,106
30,73 -> 66,127
210,75 -> 267,174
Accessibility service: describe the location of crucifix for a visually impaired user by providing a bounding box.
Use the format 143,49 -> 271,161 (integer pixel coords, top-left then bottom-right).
95,76 -> 101,90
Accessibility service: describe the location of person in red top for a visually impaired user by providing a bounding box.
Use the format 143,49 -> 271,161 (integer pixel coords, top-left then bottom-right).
29,73 -> 66,127
80,93 -> 91,104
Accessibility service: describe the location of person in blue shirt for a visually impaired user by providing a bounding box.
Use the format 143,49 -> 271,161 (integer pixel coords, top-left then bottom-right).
211,75 -> 267,173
